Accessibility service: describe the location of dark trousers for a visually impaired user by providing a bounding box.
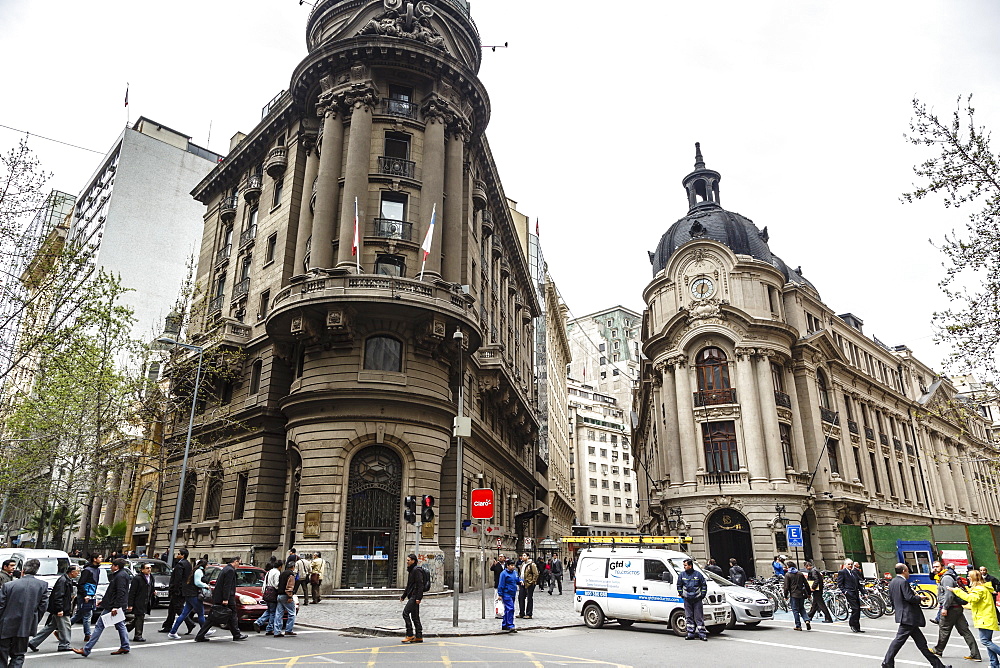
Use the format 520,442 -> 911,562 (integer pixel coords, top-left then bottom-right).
71,601 -> 94,637
132,612 -> 146,639
161,595 -> 196,632
846,592 -> 862,631
683,598 -> 707,638
549,573 -> 562,594
811,588 -> 833,622
295,578 -> 310,605
934,605 -> 981,658
402,598 -> 422,638
0,636 -> 28,668
310,578 -> 322,603
196,603 -> 241,640
518,584 -> 535,616
883,624 -> 946,668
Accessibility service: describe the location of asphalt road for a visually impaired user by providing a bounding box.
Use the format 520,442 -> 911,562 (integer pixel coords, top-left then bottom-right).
20,607 -> 974,667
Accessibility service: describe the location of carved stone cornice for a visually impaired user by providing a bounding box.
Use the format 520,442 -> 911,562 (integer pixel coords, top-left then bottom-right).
358,1 -> 444,48
665,354 -> 688,369
422,94 -> 458,125
339,82 -> 380,115
734,346 -> 756,361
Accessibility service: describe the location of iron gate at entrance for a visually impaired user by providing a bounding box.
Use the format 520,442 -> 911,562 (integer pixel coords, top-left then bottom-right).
707,508 -> 755,578
341,445 -> 403,588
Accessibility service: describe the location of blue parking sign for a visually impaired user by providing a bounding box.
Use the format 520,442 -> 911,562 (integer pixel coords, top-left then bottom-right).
787,524 -> 804,548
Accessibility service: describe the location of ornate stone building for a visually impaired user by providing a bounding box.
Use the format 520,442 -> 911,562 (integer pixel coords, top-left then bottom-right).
156,0 -> 542,591
633,145 -> 1000,576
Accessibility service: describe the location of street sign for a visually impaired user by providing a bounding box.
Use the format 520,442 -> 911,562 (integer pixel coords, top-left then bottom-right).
786,524 -> 804,548
470,488 -> 495,520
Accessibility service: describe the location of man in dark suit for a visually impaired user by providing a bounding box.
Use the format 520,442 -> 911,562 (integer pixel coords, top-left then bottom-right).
158,548 -> 195,634
195,556 -> 249,642
883,563 -> 949,668
836,558 -> 863,632
74,558 -> 131,657
0,558 -> 49,667
127,563 -> 155,643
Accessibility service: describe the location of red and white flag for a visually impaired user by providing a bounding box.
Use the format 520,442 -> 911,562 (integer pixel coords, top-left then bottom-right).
418,203 -> 437,280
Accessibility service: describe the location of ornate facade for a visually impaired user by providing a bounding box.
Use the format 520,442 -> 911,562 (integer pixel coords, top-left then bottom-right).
633,145 -> 1000,575
156,0 -> 542,591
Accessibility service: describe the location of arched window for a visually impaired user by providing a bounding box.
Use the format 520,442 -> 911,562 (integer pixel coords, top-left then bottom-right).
817,369 -> 831,410
364,336 -> 402,372
695,347 -> 733,405
179,472 -> 197,522
203,467 -> 223,521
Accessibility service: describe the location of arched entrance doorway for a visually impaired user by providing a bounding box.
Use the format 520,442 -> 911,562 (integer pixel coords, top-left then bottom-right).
707,508 -> 755,578
341,445 -> 403,588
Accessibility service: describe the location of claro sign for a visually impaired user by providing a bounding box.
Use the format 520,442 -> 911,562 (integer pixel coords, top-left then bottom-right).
470,488 -> 495,520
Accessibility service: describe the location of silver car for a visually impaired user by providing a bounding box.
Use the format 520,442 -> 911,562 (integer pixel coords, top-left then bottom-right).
704,571 -> 774,627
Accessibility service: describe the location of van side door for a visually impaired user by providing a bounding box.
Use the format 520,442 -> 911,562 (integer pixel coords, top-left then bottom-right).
640,558 -> 681,622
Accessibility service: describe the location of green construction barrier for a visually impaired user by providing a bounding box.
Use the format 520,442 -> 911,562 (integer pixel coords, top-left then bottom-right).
839,524 -> 867,563
931,524 -> 968,543
870,525 -> 933,577
967,525 -> 1000,573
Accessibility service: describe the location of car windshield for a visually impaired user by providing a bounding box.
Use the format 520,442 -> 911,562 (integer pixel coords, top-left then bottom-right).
235,569 -> 264,587
134,561 -> 171,575
37,558 -> 70,576
703,570 -> 737,587
667,558 -> 717,582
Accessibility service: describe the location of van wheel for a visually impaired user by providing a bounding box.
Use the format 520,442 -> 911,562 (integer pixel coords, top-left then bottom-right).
582,603 -> 605,629
707,624 -> 725,635
669,610 -> 687,637
618,619 -> 634,628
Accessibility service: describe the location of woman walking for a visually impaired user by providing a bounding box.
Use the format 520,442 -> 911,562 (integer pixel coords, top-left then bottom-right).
948,569 -> 1000,667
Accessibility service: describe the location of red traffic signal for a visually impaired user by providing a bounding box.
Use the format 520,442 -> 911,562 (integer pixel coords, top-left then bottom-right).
421,495 -> 435,522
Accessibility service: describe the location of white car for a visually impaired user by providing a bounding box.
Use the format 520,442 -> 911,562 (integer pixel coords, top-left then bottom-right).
702,570 -> 775,627
574,548 -> 729,636
0,548 -> 71,590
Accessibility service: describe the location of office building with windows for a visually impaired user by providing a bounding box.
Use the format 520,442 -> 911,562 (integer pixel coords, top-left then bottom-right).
633,145 -> 1000,577
156,0 -> 543,592
568,379 -> 639,535
567,306 -> 641,414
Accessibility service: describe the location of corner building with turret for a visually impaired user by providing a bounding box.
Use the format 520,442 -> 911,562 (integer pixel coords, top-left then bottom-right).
634,146 -> 1000,578
157,0 -> 544,592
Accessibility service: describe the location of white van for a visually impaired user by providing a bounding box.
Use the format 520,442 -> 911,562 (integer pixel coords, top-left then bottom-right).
574,548 -> 729,635
0,549 -> 72,590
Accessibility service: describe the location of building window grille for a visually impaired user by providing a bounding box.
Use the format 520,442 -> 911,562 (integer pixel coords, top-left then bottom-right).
695,347 -> 734,406
827,440 -> 841,475
779,422 -> 794,469
203,468 -> 223,521
179,472 -> 197,522
234,472 -> 248,520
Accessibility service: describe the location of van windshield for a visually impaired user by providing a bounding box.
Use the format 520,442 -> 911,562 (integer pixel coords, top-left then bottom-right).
37,558 -> 70,576
666,558 -> 715,581
703,570 -> 737,587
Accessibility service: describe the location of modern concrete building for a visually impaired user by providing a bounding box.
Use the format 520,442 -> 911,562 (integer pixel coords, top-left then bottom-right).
156,0 -> 542,592
69,117 -> 223,343
567,306 -> 642,415
568,378 -> 639,536
633,145 -> 1000,577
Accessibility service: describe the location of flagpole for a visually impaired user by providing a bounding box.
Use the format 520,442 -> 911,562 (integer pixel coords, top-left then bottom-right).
418,203 -> 436,281
125,82 -> 130,127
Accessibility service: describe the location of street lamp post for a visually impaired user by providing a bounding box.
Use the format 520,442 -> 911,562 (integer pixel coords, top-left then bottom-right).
452,329 -> 465,628
156,333 -> 204,569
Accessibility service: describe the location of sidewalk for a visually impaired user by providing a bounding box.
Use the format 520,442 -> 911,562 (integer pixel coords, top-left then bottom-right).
296,584 -> 581,637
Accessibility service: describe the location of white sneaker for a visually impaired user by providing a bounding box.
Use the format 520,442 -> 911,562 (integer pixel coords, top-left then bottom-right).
206,629 -> 217,637
167,633 -> 181,640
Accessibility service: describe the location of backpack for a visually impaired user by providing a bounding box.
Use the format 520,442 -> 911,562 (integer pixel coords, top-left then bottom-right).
418,565 -> 432,593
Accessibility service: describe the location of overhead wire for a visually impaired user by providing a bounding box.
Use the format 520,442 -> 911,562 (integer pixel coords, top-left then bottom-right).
0,123 -> 103,154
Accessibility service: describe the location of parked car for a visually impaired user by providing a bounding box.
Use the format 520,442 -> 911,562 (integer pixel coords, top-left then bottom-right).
202,564 -> 297,628
95,563 -> 136,609
701,570 -> 774,627
126,558 -> 172,607
574,548 -> 729,635
0,549 -> 72,590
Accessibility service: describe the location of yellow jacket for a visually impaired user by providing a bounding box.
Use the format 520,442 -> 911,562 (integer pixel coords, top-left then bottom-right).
952,583 -> 1000,631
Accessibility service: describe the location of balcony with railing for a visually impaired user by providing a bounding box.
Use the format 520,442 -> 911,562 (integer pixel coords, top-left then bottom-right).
848,420 -> 859,435
820,407 -> 839,425
372,218 -> 413,241
220,194 -> 238,223
209,294 -> 224,313
481,209 -> 494,236
243,174 -> 262,202
774,391 -> 791,408
381,98 -> 418,120
377,156 -> 416,179
233,277 -> 250,299
216,244 -> 232,266
240,224 -> 257,248
693,388 -> 737,407
702,470 -> 745,486
265,146 -> 288,178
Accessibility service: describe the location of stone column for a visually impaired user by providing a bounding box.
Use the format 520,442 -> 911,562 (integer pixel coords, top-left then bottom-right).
919,429 -> 945,513
959,449 -> 980,515
336,85 -> 377,270
794,367 -> 830,492
932,434 -> 957,511
295,132 -> 321,273
660,363 -> 683,488
419,95 -> 450,280
735,349 -> 767,483
755,353 -> 786,481
672,356 -> 698,486
785,366 -> 809,475
443,125 -> 466,284
946,440 -> 971,512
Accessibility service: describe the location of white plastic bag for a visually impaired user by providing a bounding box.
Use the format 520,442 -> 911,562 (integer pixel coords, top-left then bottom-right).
494,595 -> 504,619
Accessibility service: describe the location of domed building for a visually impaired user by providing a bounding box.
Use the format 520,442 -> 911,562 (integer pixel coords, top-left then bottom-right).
154,0 -> 545,592
633,145 -> 1000,576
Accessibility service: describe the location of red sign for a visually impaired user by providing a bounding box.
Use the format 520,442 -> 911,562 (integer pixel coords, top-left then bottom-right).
470,488 -> 495,520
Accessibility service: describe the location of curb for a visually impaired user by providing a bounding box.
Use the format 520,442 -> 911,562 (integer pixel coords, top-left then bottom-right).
296,622 -> 582,637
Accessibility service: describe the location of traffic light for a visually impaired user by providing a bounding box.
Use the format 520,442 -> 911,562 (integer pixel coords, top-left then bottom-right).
422,495 -> 435,523
404,496 -> 418,524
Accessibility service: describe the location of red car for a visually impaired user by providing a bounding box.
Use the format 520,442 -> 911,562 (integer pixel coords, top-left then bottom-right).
201,565 -> 270,628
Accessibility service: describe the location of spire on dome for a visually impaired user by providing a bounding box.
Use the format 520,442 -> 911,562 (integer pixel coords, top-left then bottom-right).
694,142 -> 705,169
682,143 -> 721,212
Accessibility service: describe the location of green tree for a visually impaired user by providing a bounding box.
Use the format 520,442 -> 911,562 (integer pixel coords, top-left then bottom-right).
904,95 -> 1000,378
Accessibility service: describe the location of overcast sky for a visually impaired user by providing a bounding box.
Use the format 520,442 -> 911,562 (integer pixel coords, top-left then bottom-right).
3,0 -> 1000,374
